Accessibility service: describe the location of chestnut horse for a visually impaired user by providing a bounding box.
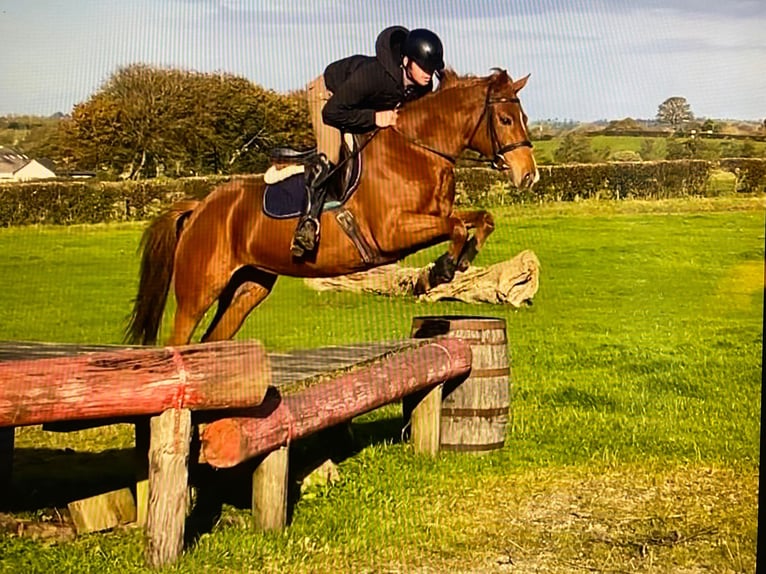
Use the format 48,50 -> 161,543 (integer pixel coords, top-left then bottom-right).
126,69 -> 537,346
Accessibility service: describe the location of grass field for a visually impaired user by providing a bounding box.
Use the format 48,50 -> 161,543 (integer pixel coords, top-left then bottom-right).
531,135 -> 766,165
0,196 -> 763,573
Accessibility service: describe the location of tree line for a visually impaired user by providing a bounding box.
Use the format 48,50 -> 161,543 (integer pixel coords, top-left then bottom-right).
3,73 -> 763,178
5,64 -> 314,179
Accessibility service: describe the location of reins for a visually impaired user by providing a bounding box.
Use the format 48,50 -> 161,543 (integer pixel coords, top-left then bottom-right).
314,129 -> 382,186
389,126 -> 458,164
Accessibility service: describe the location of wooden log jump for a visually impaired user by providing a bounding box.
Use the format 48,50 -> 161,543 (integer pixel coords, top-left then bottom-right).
0,340 -> 270,427
0,327 -> 480,569
200,337 -> 472,468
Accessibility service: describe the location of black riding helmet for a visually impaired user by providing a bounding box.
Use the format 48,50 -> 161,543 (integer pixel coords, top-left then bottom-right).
401,28 -> 444,74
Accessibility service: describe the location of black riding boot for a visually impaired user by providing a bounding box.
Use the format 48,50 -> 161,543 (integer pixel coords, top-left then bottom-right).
291,155 -> 334,257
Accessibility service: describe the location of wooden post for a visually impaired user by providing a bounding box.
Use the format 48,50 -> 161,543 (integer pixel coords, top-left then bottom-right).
146,408 -> 192,569
252,446 -> 289,531
0,427 -> 13,502
411,385 -> 442,456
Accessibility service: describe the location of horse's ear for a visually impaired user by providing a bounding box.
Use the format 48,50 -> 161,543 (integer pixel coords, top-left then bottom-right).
512,74 -> 531,93
489,68 -> 509,83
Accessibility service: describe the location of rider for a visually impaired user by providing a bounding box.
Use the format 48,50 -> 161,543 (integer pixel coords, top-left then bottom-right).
291,25 -> 445,257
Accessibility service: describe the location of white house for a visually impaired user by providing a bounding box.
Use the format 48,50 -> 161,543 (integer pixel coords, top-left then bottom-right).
0,147 -> 57,181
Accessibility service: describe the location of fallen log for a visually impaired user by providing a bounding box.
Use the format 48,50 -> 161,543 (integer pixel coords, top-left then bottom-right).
305,249 -> 540,306
0,340 -> 270,427
200,338 -> 472,468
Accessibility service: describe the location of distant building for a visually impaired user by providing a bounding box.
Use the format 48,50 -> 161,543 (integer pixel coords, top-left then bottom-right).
0,147 -> 57,181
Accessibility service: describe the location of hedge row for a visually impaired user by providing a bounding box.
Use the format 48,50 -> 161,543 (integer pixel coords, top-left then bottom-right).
0,176 -> 231,226
1,159 -> 763,226
718,158 -> 766,195
453,159 -> 763,206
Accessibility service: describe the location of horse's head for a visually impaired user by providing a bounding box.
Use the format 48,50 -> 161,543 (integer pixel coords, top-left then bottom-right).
464,69 -> 539,190
396,68 -> 538,189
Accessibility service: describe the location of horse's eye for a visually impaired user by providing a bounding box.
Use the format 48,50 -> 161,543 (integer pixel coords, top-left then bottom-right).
499,115 -> 513,126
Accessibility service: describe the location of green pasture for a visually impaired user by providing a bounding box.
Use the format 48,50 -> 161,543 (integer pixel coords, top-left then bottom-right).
532,135 -> 766,165
0,196 -> 763,573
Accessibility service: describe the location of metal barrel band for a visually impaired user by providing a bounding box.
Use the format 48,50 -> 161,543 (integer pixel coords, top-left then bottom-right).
469,366 -> 510,378
441,407 -> 509,418
440,440 -> 506,452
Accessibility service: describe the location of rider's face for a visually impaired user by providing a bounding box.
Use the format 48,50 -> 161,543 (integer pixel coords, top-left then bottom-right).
403,58 -> 433,87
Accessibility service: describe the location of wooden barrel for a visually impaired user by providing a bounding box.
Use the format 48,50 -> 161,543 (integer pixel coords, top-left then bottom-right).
410,316 -> 510,453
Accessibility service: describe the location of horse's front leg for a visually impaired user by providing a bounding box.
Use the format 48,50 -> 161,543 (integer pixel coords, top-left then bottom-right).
452,209 -> 496,271
376,212 -> 468,289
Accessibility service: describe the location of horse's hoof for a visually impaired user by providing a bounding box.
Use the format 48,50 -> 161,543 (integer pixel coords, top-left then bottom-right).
457,237 -> 478,272
429,253 -> 457,286
414,267 -> 432,295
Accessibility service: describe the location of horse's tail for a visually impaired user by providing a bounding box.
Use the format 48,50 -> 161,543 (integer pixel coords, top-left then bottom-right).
125,200 -> 199,345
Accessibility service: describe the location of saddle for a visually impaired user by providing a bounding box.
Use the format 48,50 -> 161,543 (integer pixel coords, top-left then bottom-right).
262,135 -> 362,219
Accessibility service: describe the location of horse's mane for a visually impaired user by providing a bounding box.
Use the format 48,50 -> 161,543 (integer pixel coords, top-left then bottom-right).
435,68 -> 494,92
397,68 -> 498,121
396,68 -> 511,134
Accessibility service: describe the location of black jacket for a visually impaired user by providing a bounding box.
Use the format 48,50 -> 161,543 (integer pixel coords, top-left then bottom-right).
322,26 -> 433,133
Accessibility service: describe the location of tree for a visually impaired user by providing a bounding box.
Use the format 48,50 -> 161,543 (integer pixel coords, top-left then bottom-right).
739,140 -> 758,158
656,97 -> 694,129
639,138 -> 662,161
553,133 -> 608,163
700,118 -> 719,133
61,64 -> 313,178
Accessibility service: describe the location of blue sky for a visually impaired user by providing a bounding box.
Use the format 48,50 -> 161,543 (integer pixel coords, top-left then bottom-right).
1,0 -> 764,121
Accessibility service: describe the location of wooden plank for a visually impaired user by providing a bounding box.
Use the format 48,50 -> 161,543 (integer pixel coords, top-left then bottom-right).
411,385 -> 442,456
67,487 -> 136,534
201,338 -> 472,468
0,340 -> 270,428
146,408 -> 192,569
267,340 -> 416,386
252,446 -> 289,531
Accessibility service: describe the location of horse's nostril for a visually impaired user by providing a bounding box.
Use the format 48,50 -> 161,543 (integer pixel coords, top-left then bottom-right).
520,172 -> 533,189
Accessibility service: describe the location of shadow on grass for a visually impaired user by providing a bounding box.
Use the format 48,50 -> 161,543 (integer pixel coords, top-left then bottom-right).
186,415 -> 405,547
3,414 -> 404,548
3,447 -> 137,513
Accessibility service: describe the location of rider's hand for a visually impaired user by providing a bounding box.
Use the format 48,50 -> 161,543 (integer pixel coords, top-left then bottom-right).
375,109 -> 398,128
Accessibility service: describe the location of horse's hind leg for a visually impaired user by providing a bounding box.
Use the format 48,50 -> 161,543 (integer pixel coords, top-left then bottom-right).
201,267 -> 278,342
168,281 -> 227,346
168,260 -> 233,346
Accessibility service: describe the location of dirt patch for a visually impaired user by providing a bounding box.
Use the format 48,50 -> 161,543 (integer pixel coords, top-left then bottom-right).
398,462 -> 758,573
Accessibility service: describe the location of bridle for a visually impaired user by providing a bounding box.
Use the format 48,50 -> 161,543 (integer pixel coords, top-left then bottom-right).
391,81 -> 533,169
470,87 -> 533,170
